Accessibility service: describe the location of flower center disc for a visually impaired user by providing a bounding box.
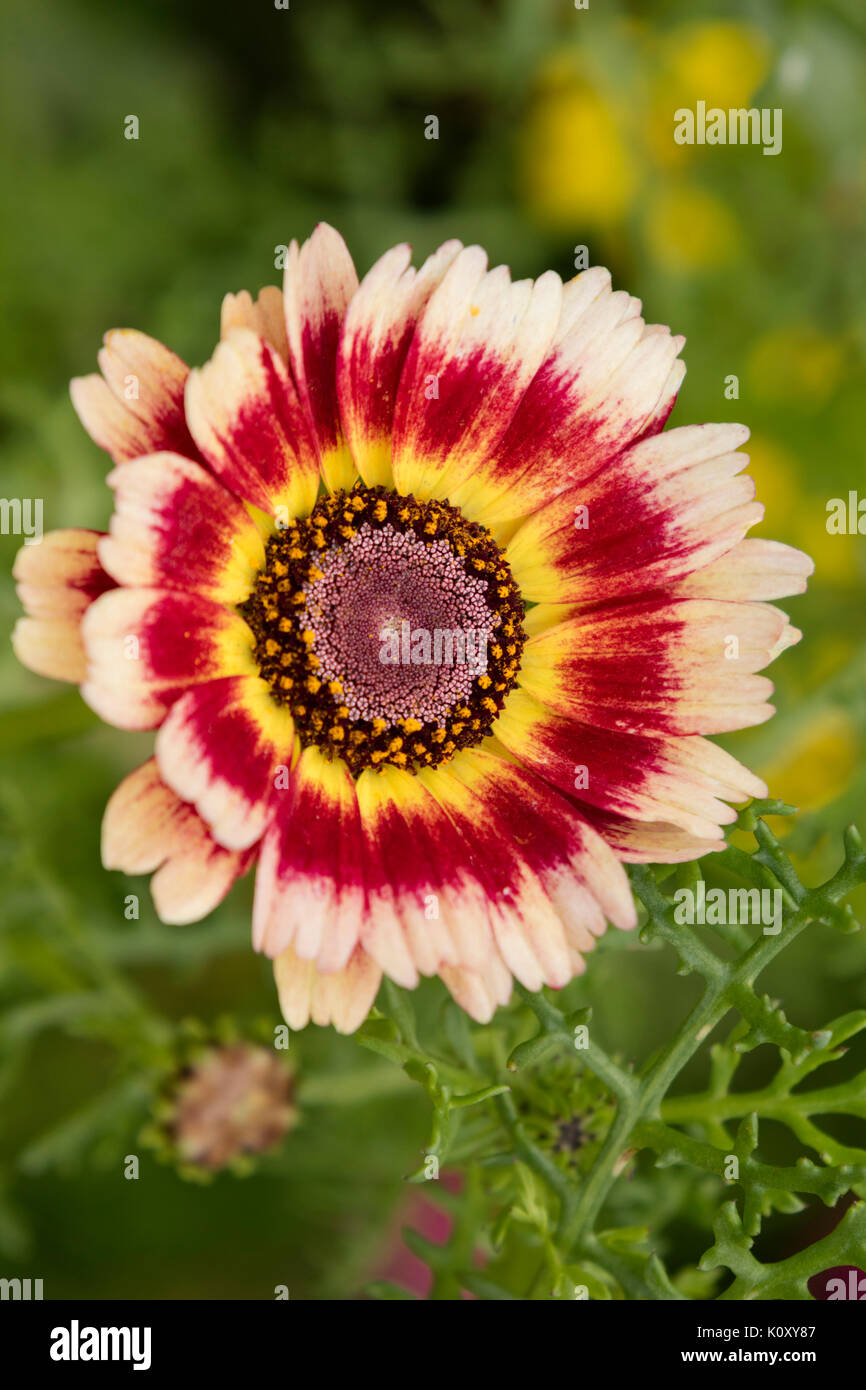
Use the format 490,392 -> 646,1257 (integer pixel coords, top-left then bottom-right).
241,485 -> 526,775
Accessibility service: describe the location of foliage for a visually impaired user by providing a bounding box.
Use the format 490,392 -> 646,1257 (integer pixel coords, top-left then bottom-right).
360,805 -> 866,1299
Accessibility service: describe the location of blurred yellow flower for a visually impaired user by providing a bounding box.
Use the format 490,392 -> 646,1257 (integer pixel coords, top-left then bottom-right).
645,183 -> 741,271
647,21 -> 771,167
759,708 -> 857,816
796,517 -> 861,585
747,326 -> 845,407
747,436 -> 801,533
666,22 -> 770,109
748,436 -> 858,584
522,77 -> 637,229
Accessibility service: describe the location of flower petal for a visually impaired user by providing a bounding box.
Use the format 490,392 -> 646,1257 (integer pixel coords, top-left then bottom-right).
438,953 -> 513,1025
452,270 -> 686,526
337,239 -> 463,488
71,330 -> 197,464
155,675 -> 295,851
102,758 -> 254,924
495,687 -> 764,841
391,249 -> 562,506
253,746 -> 366,973
12,529 -> 114,683
221,286 -> 289,363
355,763 -> 493,980
99,452 -> 265,603
12,619 -> 90,685
518,597 -> 793,736
436,748 -> 637,948
417,748 -> 635,992
578,806 -> 726,864
81,587 -> 256,730
184,328 -> 319,518
506,423 -> 761,603
673,537 -> 815,601
13,528 -> 110,621
284,223 -> 359,492
273,943 -> 381,1035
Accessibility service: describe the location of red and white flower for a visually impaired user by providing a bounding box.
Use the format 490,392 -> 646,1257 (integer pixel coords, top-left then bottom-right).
12,225 -> 812,1033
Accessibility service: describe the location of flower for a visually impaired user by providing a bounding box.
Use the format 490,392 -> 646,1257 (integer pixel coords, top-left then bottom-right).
646,20 -> 771,170
663,21 -> 770,111
148,1037 -> 296,1176
521,66 -> 637,229
747,325 -> 845,409
12,224 -> 813,1033
644,183 -> 742,272
758,708 -> 857,819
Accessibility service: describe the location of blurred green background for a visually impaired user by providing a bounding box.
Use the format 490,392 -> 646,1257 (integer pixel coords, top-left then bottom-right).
1,0 -> 864,1298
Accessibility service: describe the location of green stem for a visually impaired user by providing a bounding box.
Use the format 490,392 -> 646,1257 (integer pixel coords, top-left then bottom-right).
661,1074 -> 866,1125
556,890 -> 817,1254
